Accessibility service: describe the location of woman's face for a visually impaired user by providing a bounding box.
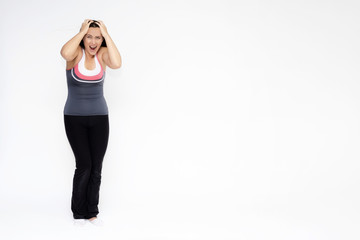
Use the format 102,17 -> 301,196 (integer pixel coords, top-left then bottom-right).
83,27 -> 103,55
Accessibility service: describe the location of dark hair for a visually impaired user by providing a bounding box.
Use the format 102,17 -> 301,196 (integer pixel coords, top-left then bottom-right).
80,20 -> 107,48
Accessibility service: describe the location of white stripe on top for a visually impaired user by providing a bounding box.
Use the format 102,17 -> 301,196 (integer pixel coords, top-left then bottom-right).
78,48 -> 102,76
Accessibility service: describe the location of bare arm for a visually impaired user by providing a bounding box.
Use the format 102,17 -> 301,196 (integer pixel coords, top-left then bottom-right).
60,19 -> 92,61
98,21 -> 122,69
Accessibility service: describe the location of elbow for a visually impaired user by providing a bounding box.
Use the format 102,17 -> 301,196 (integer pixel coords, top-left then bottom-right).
113,55 -> 122,69
60,49 -> 71,61
60,49 -> 66,59
111,61 -> 122,69
60,47 -> 77,61
60,46 -> 68,59
114,63 -> 122,69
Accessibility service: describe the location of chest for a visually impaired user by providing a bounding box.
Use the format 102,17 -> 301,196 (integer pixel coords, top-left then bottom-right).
66,50 -> 106,71
84,58 -> 96,70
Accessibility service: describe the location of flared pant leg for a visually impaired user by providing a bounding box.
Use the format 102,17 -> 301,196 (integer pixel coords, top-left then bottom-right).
64,115 -> 109,219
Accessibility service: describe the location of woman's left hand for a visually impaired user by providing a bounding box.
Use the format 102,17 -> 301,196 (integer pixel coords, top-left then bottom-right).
97,20 -> 109,37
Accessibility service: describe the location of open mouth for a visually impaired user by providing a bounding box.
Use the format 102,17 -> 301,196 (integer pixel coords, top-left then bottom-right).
90,46 -> 97,51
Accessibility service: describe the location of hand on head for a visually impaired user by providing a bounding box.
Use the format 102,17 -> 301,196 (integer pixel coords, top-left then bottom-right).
80,19 -> 108,36
80,19 -> 93,33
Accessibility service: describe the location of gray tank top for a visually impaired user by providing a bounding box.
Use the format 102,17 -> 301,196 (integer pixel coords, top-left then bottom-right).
64,49 -> 108,116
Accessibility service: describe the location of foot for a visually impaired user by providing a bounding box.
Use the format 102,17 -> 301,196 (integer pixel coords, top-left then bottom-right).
88,217 -> 104,226
73,219 -> 86,226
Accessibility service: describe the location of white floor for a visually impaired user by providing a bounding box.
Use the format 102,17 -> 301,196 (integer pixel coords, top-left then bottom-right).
1,189 -> 359,240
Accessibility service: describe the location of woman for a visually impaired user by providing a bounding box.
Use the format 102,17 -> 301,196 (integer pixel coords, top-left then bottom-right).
60,19 -> 121,226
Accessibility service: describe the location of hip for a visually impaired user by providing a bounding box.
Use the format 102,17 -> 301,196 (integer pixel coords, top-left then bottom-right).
64,97 -> 108,116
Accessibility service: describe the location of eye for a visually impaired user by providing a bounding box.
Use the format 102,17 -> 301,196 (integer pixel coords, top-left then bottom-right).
96,36 -> 101,40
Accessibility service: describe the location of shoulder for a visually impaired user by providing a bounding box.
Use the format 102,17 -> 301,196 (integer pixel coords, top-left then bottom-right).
97,47 -> 108,59
97,47 -> 108,70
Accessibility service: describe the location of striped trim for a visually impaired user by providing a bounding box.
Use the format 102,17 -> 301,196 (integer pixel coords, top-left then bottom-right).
74,49 -> 104,80
71,68 -> 105,83
74,64 -> 104,80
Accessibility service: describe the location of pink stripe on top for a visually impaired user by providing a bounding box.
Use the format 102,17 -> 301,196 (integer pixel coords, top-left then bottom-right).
74,62 -> 104,80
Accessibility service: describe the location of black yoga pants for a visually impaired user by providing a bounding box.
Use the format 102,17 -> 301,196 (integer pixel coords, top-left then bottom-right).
64,115 -> 109,219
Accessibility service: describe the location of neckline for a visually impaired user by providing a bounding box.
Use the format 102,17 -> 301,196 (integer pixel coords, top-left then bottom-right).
66,49 -> 104,72
82,49 -> 97,71
77,49 -> 103,75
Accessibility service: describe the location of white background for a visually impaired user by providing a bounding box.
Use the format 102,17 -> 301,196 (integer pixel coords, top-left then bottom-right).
1,0 -> 359,239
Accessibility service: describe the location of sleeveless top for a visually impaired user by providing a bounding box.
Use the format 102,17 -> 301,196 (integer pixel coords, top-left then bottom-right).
64,49 -> 108,116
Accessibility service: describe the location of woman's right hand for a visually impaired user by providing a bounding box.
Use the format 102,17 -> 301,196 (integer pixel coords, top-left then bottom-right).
80,19 -> 93,34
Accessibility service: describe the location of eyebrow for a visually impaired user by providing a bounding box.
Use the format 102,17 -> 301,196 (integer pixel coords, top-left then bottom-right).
86,34 -> 102,38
